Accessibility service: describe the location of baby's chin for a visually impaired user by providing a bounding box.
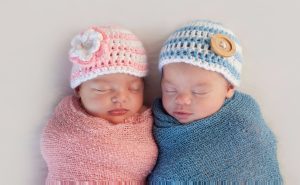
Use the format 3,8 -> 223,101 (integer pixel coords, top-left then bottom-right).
172,114 -> 194,124
106,111 -> 139,124
175,118 -> 195,124
104,115 -> 129,124
173,114 -> 211,124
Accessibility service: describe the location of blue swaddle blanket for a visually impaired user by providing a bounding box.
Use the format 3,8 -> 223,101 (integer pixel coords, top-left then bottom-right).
148,91 -> 282,184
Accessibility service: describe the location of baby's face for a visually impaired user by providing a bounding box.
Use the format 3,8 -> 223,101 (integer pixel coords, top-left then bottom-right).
77,73 -> 144,124
161,63 -> 234,124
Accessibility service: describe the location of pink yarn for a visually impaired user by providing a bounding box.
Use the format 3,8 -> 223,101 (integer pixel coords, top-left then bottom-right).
41,96 -> 158,184
70,61 -> 148,81
69,26 -> 148,89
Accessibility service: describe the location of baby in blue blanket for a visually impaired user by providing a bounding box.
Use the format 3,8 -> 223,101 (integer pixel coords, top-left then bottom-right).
148,20 -> 283,184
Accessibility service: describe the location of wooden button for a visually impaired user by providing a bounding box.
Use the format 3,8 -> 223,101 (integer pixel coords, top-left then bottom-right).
210,34 -> 236,57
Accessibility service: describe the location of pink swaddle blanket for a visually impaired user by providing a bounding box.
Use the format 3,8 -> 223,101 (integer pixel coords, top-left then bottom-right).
41,96 -> 158,184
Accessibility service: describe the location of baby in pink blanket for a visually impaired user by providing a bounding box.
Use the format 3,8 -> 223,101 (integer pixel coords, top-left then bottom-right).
40,26 -> 158,184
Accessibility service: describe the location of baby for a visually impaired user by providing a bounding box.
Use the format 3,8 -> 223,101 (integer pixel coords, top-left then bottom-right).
148,20 -> 283,184
41,26 -> 158,184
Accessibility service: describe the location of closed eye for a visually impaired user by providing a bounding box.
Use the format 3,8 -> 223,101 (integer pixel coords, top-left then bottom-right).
129,87 -> 141,93
93,88 -> 111,93
164,89 -> 177,93
192,91 -> 209,95
129,84 -> 143,92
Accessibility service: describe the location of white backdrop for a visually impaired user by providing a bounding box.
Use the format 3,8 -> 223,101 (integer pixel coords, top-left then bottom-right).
1,0 -> 299,184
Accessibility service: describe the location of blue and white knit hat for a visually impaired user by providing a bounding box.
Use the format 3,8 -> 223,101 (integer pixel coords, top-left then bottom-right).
159,20 -> 243,86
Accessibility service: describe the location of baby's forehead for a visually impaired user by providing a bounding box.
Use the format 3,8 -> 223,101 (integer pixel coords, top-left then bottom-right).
84,73 -> 143,85
162,63 -> 229,85
162,62 -> 218,76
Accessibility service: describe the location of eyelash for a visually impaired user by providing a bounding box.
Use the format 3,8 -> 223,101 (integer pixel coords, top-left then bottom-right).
93,88 -> 111,92
93,88 -> 141,94
192,91 -> 208,95
163,88 -> 208,96
129,88 -> 140,92
164,89 -> 177,93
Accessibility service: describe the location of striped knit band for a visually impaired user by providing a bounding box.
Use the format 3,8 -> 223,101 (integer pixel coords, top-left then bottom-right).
69,26 -> 148,89
159,20 -> 243,87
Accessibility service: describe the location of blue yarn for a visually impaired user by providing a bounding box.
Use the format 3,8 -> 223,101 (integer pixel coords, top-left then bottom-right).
160,49 -> 241,81
162,37 -> 243,63
148,91 -> 283,184
167,26 -> 241,46
158,20 -> 243,87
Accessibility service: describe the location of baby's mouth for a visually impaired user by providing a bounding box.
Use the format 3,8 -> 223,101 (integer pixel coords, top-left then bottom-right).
173,111 -> 193,120
108,109 -> 129,116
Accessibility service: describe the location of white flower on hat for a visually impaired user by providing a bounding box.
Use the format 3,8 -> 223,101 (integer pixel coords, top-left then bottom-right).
69,29 -> 103,62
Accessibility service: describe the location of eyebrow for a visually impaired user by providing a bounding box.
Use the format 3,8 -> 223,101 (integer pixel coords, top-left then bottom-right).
162,80 -> 179,88
92,78 -> 142,84
162,79 -> 209,87
90,79 -> 110,84
193,82 -> 209,87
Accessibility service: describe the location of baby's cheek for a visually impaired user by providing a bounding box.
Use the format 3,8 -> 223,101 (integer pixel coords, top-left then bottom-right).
162,97 -> 173,113
84,98 -> 106,114
135,93 -> 144,104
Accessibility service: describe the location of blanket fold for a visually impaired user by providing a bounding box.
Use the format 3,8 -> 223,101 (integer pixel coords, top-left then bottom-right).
41,96 -> 158,184
148,91 -> 282,184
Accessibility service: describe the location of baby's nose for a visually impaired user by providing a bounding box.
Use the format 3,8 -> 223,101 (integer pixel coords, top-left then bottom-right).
111,90 -> 129,104
175,93 -> 192,105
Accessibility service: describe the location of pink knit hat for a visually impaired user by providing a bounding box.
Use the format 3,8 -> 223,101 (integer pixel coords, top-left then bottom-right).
69,26 -> 148,89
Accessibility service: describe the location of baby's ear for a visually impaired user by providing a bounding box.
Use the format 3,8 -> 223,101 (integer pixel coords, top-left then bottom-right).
74,86 -> 80,98
225,83 -> 235,98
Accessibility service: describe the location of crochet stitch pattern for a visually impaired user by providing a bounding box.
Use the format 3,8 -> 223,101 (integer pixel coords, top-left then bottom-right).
159,20 -> 242,87
69,26 -> 148,89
